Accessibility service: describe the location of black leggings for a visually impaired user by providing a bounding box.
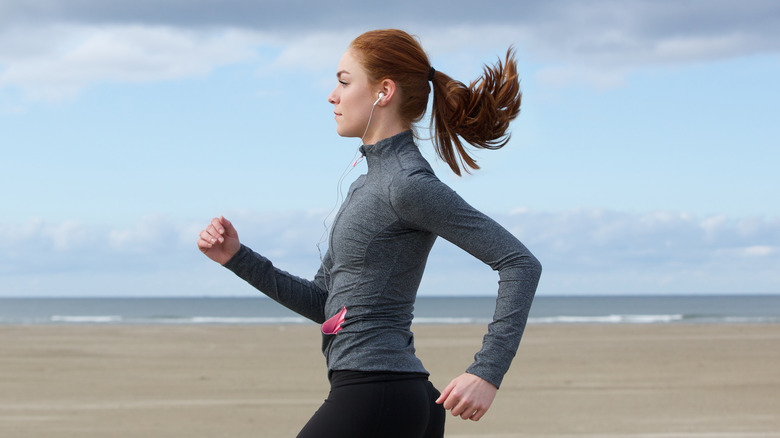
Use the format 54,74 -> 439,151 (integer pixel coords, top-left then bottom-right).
297,371 -> 445,438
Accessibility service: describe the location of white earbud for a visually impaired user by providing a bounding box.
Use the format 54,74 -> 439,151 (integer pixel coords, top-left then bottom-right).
374,92 -> 385,106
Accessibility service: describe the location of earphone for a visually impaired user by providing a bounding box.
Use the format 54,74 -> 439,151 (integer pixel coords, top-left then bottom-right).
373,92 -> 385,106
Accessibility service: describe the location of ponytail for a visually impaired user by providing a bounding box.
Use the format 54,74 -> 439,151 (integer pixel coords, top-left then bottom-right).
351,30 -> 521,176
429,49 -> 521,175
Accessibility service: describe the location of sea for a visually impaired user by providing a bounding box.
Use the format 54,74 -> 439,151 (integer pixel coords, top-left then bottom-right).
1,295 -> 779,326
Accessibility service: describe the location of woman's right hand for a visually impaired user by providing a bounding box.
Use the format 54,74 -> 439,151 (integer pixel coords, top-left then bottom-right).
197,216 -> 241,265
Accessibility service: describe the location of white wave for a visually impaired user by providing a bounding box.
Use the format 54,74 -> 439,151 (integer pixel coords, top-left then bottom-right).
50,315 -> 123,323
529,314 -> 684,324
412,317 -> 494,324
186,316 -> 309,325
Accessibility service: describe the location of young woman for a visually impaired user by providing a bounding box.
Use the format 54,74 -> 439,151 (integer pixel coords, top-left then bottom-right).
197,29 -> 542,438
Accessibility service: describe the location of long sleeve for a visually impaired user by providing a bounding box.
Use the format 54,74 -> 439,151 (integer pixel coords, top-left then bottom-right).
390,168 -> 542,388
224,244 -> 330,324
219,130 -> 540,381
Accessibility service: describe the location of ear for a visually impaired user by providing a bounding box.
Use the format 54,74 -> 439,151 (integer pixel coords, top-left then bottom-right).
376,78 -> 398,107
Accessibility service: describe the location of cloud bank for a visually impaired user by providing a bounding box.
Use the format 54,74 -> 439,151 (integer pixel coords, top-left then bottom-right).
2,0 -> 780,101
3,209 -> 778,297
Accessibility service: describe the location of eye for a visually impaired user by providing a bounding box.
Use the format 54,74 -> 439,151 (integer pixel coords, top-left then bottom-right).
339,80 -> 348,87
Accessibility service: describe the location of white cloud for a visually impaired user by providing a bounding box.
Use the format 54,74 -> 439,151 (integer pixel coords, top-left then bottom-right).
3,1 -> 780,101
107,215 -> 189,253
739,245 -> 775,257
0,24 -> 266,101
2,209 -> 779,296
269,31 -> 354,73
13,218 -> 95,253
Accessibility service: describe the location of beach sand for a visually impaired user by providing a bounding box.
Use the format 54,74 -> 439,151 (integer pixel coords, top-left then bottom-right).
1,323 -> 778,437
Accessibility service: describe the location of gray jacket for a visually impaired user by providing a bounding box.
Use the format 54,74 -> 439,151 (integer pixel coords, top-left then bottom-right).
225,130 -> 541,388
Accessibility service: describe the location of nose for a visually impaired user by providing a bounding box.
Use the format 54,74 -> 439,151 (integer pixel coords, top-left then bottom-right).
328,87 -> 338,104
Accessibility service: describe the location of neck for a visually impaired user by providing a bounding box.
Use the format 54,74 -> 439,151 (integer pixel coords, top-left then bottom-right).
360,111 -> 408,146
362,127 -> 406,146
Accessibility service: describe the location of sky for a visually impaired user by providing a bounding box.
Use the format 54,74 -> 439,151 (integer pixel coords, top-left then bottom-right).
2,0 -> 779,297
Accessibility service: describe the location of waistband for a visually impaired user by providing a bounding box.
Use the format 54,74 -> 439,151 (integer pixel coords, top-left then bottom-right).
328,370 -> 429,388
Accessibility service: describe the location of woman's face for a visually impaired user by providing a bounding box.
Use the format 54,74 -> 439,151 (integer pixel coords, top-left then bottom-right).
328,49 -> 376,139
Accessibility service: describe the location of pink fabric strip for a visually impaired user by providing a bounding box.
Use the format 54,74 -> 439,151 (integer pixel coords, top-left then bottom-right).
321,306 -> 347,335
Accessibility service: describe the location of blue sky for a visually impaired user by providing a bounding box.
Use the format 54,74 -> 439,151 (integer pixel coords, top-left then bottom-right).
2,0 -> 779,297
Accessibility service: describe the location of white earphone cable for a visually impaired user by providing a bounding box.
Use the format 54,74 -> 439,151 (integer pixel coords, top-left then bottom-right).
316,99 -> 381,291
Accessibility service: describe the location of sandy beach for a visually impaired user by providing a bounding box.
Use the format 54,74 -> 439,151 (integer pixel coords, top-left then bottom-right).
1,323 -> 778,437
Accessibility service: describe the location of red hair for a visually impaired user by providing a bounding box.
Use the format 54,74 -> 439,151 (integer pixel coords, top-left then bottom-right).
350,29 -> 521,175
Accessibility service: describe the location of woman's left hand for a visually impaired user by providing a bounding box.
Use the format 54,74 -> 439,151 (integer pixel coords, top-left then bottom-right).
435,373 -> 497,421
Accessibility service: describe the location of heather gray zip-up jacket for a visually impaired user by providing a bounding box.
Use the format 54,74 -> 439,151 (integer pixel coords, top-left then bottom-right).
225,130 -> 541,388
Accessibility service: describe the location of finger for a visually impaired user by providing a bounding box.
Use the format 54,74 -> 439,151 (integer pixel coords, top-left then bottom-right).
454,395 -> 485,419
450,399 -> 471,418
197,237 -> 213,251
219,216 -> 238,238
199,221 -> 223,243
435,381 -> 455,405
218,216 -> 229,232
442,391 -> 460,412
204,224 -> 224,243
211,217 -> 226,234
200,229 -> 222,245
471,409 -> 485,422
458,405 -> 478,420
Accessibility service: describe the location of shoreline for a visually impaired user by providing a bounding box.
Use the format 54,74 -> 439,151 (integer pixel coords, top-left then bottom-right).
3,295 -> 780,326
2,323 -> 779,437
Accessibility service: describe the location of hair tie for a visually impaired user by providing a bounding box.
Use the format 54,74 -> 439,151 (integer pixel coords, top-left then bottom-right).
428,67 -> 436,82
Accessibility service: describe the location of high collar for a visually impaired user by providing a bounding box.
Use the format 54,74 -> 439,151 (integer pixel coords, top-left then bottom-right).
358,130 -> 414,164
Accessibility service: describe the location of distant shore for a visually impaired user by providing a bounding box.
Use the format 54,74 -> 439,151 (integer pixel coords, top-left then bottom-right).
2,323 -> 779,437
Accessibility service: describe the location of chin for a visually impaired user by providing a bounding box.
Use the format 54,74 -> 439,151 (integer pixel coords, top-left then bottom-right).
336,127 -> 359,138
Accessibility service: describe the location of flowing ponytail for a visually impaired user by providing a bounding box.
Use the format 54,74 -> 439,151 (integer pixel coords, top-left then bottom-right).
429,49 -> 521,175
351,30 -> 521,176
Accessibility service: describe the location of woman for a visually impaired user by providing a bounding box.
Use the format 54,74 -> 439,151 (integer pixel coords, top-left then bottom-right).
197,29 -> 542,438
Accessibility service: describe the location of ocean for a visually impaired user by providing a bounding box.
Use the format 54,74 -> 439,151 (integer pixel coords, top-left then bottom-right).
1,295 -> 779,325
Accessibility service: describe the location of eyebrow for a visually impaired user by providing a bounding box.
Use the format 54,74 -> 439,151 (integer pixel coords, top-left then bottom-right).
336,70 -> 350,78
